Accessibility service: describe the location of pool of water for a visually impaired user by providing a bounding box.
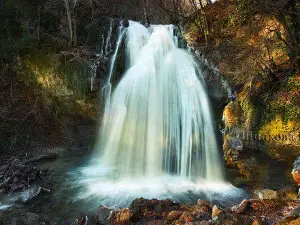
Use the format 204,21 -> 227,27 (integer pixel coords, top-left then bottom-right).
4,152 -> 293,224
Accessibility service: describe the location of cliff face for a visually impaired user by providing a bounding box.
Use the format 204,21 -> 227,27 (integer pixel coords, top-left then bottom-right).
184,0 -> 300,185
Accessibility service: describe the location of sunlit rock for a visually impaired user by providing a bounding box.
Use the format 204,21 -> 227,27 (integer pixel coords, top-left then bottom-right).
254,189 -> 278,200
292,156 -> 300,187
212,205 -> 221,219
231,199 -> 251,214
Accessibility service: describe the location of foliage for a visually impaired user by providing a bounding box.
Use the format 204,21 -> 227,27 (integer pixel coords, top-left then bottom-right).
261,75 -> 300,123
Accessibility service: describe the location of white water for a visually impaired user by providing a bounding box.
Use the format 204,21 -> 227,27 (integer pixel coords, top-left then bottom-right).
100,21 -> 223,180
102,28 -> 127,119
76,21 -> 244,206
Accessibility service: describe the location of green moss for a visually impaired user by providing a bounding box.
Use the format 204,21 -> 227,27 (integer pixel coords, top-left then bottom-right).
14,51 -> 91,100
260,75 -> 300,124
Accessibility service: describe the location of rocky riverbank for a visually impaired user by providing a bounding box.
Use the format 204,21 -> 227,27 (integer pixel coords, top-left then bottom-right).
1,152 -> 300,225
2,198 -> 300,225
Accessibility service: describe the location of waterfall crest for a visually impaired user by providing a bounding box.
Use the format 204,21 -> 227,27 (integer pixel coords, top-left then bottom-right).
99,21 -> 224,181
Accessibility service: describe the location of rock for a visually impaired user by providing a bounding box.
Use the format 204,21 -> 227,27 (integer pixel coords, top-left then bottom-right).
19,185 -> 42,203
72,216 -> 88,225
120,19 -> 129,28
292,156 -> 300,186
231,199 -> 251,214
196,200 -> 212,214
252,217 -> 265,225
254,189 -> 278,200
109,209 -> 134,224
228,136 -> 244,151
237,157 -> 259,182
193,200 -> 212,220
292,171 -> 300,187
129,198 -> 176,218
275,217 -> 300,225
178,211 -> 195,222
287,206 -> 300,217
278,186 -> 298,200
217,211 -> 253,225
166,211 -> 183,221
197,200 -> 211,208
95,205 -> 113,224
212,205 -> 221,219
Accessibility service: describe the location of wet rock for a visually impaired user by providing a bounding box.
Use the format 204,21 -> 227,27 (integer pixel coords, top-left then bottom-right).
197,200 -> 211,208
212,205 -> 221,219
252,217 -> 265,225
237,157 -> 259,182
178,211 -> 195,223
19,185 -> 42,203
287,206 -> 300,217
109,208 -> 134,224
95,205 -> 113,224
217,211 -> 253,225
231,199 -> 251,214
165,211 -> 182,221
120,19 -> 129,28
254,189 -> 278,200
275,217 -> 300,225
130,198 -> 175,210
71,216 -> 88,225
191,200 -> 212,221
278,186 -> 298,200
129,198 -> 177,218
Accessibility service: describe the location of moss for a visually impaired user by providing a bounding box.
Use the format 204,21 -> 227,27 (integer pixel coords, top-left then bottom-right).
13,51 -> 96,121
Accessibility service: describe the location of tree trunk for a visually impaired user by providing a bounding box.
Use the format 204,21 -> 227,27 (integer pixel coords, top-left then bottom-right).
72,1 -> 77,46
143,0 -> 149,24
276,12 -> 299,70
287,0 -> 300,68
63,0 -> 73,46
198,0 -> 209,45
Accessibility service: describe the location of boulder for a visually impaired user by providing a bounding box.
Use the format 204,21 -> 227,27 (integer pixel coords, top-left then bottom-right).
275,217 -> 300,225
71,216 -> 88,225
165,211 -> 183,221
95,205 -> 113,224
254,189 -> 278,200
109,209 -> 134,224
217,211 -> 253,225
212,205 -> 221,219
277,186 -> 298,200
252,217 -> 265,225
19,185 -> 42,203
120,19 -> 129,28
292,156 -> 300,186
193,200 -> 212,220
178,211 -> 195,223
287,206 -> 300,217
231,199 -> 251,214
129,198 -> 176,218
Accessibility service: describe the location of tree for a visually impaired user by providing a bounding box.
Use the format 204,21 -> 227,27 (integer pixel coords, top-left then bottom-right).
63,0 -> 79,46
237,0 -> 300,71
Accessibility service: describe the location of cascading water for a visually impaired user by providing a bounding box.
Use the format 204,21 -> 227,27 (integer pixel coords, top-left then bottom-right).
71,21 -> 244,207
100,21 -> 223,180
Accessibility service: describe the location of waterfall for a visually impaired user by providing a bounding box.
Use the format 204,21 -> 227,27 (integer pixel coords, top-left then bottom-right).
72,21 -> 245,207
99,21 -> 224,181
102,28 -> 127,119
